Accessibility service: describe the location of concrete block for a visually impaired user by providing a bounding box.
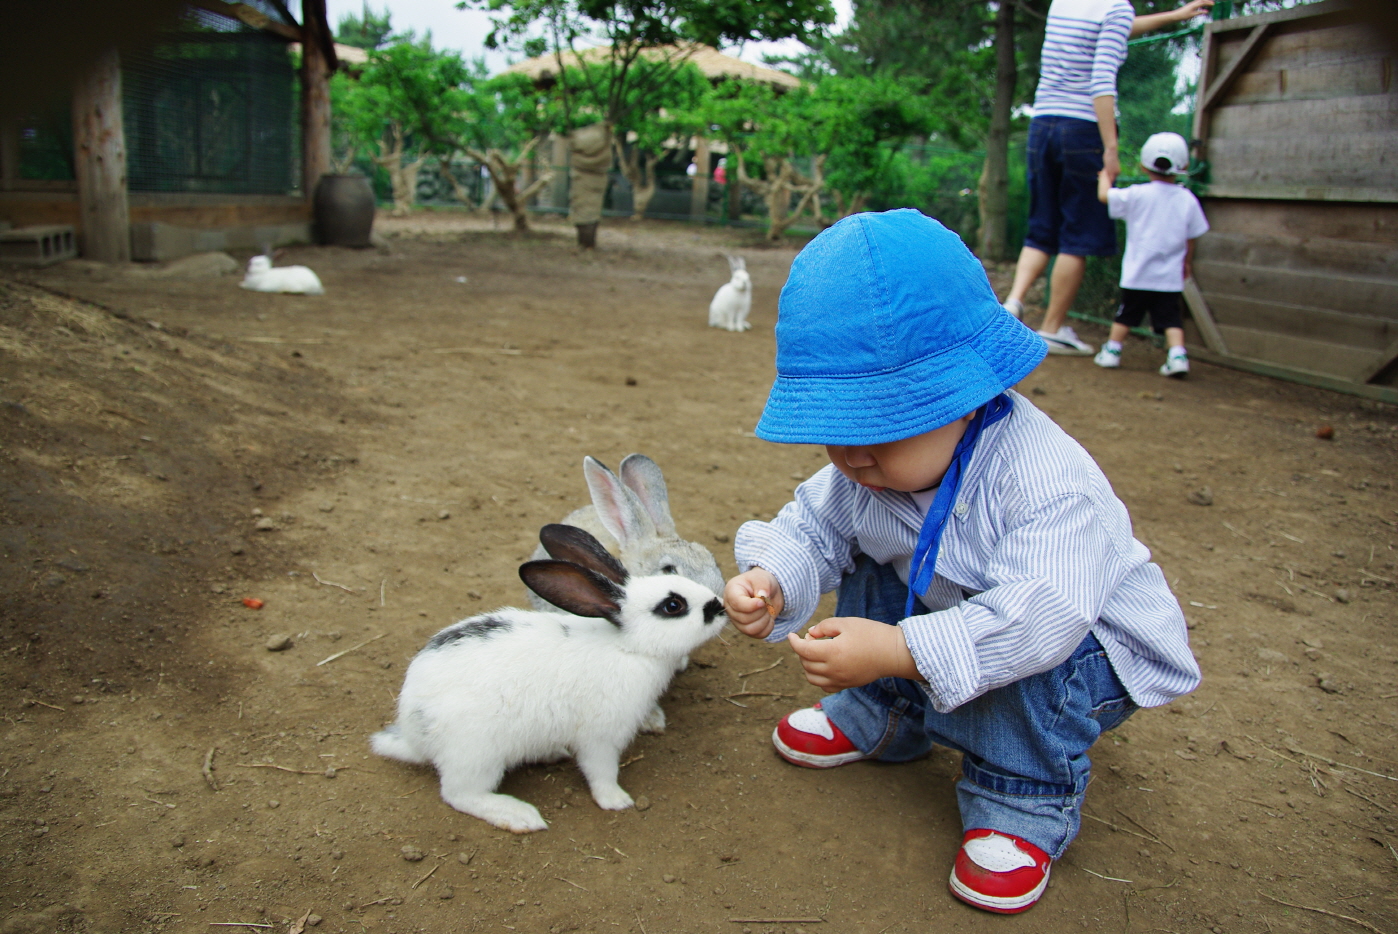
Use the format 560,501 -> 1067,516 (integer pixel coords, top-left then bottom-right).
0,224 -> 78,265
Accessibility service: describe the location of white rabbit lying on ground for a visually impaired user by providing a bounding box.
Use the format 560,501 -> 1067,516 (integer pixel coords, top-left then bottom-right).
708,254 -> 751,331
239,254 -> 325,295
371,524 -> 727,833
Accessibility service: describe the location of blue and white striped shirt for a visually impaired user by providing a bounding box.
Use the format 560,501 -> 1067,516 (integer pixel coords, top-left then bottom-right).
1033,0 -> 1136,123
735,391 -> 1201,713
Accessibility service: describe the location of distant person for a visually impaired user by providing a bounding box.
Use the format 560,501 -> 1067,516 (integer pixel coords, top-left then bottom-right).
999,0 -> 1215,356
1093,132 -> 1209,377
714,157 -> 728,186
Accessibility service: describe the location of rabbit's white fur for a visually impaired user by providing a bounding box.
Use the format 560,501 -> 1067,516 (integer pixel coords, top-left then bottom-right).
527,455 -> 723,609
240,254 -> 325,295
708,254 -> 751,331
371,534 -> 726,834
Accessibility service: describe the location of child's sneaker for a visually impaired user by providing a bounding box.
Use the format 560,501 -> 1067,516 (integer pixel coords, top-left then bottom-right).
948,829 -> 1052,914
1093,345 -> 1121,368
772,704 -> 868,768
1038,326 -> 1095,356
1159,354 -> 1189,378
1001,297 -> 1024,320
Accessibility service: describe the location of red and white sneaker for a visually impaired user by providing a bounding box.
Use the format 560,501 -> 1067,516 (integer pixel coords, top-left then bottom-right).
948,829 -> 1052,914
771,704 -> 868,768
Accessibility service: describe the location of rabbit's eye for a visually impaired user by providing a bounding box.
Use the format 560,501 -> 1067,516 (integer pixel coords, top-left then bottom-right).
661,564 -> 677,574
653,594 -> 689,618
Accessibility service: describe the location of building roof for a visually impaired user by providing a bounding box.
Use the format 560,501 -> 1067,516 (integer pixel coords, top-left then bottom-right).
504,43 -> 801,90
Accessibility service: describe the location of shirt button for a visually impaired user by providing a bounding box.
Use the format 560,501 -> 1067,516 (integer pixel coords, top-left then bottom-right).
953,502 -> 969,518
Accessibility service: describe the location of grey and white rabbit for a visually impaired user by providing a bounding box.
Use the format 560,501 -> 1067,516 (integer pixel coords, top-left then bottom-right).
707,254 -> 751,332
527,454 -> 724,609
240,254 -> 325,295
370,524 -> 727,834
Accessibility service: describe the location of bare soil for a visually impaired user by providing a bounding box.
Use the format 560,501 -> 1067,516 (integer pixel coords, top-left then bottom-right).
1,213 -> 1396,934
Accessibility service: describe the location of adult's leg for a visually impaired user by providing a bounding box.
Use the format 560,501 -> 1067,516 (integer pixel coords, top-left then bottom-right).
1004,247 -> 1052,307
1040,253 -> 1086,335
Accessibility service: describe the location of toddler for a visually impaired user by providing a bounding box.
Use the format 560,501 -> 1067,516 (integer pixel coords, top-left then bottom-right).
724,210 -> 1200,914
1093,132 -> 1210,377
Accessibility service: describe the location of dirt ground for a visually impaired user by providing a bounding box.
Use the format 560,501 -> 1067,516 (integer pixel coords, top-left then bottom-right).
1,212 -> 1396,934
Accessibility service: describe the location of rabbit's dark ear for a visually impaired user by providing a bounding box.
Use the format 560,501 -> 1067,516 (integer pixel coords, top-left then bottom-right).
519,560 -> 624,624
538,523 -> 628,584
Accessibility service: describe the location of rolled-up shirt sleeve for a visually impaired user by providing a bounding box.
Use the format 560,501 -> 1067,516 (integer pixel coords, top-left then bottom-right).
901,494 -> 1129,712
1089,5 -> 1134,100
734,468 -> 860,641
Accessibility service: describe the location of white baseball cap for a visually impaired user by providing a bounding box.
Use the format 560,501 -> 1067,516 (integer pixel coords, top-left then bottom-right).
1139,132 -> 1190,175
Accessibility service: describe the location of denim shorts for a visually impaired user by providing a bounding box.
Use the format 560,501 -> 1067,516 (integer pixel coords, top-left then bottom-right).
1024,116 -> 1118,258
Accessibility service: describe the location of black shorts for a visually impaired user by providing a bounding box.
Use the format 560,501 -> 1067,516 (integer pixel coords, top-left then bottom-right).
1114,289 -> 1183,334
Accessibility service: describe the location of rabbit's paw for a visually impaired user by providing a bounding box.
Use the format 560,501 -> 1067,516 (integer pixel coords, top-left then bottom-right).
639,703 -> 666,735
447,791 -> 549,834
589,784 -> 635,811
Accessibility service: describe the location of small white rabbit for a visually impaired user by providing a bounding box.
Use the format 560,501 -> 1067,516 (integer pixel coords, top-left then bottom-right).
527,455 -> 724,610
708,254 -> 752,332
239,254 -> 325,295
371,525 -> 728,834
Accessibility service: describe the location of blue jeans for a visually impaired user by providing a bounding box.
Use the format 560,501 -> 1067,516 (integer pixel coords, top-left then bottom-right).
819,555 -> 1136,858
1024,115 -> 1118,258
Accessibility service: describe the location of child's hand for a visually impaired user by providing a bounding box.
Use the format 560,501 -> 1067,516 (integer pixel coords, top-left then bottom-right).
787,617 -> 921,691
723,569 -> 783,639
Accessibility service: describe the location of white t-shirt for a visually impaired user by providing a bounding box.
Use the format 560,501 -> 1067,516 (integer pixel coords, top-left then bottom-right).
1107,181 -> 1210,292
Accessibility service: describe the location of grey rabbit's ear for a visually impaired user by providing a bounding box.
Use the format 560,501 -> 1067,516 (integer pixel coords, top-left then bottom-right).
538,523 -> 628,584
583,456 -> 655,548
518,560 -> 624,625
618,454 -> 676,538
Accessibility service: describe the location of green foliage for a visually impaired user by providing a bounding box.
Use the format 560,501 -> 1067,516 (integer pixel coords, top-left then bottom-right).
335,4 -> 396,50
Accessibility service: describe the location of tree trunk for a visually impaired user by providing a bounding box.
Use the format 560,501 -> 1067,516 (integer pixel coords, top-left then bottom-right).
72,47 -> 130,262
737,152 -> 824,242
614,141 -> 657,221
689,137 -> 710,220
374,124 -> 424,217
977,0 -> 1016,261
466,138 -> 553,234
300,0 -> 333,200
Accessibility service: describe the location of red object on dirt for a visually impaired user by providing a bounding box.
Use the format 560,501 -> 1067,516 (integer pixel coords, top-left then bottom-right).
242,597 -> 264,609
1315,425 -> 1334,439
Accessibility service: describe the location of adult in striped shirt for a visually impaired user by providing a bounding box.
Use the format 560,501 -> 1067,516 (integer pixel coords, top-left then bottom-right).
999,0 -> 1214,357
724,211 -> 1200,914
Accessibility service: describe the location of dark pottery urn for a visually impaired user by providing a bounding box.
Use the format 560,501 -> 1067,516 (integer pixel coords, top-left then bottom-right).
314,174 -> 376,247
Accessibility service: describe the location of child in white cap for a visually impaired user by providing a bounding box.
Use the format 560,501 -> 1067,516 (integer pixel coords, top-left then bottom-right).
723,209 -> 1200,914
1093,132 -> 1210,377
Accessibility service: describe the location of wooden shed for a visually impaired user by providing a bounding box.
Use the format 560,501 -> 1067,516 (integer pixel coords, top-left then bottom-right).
1185,0 -> 1398,403
0,0 -> 338,263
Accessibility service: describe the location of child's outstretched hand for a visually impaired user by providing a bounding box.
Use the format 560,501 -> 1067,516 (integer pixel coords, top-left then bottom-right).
723,569 -> 783,639
788,617 -> 921,691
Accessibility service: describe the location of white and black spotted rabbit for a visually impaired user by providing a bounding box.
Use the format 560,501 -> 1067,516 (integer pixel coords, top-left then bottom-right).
371,524 -> 727,834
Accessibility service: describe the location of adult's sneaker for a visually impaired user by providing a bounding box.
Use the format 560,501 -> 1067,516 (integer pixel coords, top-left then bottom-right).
771,705 -> 868,768
1160,354 -> 1190,378
948,829 -> 1052,914
1038,326 -> 1095,356
1093,345 -> 1121,368
1001,297 -> 1024,320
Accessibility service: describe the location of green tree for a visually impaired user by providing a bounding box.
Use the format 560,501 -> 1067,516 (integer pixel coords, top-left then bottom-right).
331,35 -> 471,215
335,3 -> 397,50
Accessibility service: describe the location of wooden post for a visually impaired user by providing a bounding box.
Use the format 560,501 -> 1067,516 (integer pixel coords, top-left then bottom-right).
72,47 -> 130,262
690,136 -> 710,220
301,0 -> 332,200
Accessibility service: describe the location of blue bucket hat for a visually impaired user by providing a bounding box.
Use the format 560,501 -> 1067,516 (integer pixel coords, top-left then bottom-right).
755,209 -> 1046,446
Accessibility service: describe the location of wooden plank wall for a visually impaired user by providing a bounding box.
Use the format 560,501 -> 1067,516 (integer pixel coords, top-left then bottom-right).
1191,3 -> 1398,388
1203,9 -> 1398,198
1193,200 -> 1398,385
